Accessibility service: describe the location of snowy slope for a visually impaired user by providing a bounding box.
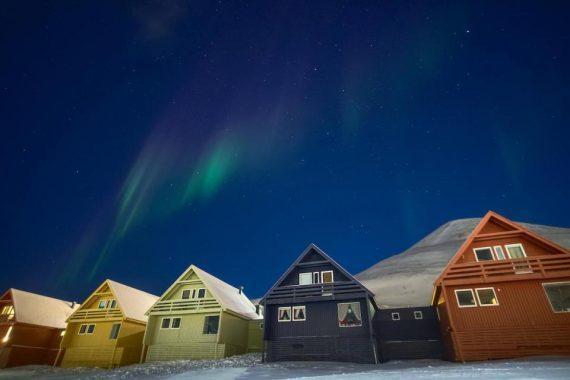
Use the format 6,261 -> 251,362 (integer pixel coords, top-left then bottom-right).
356,218 -> 570,308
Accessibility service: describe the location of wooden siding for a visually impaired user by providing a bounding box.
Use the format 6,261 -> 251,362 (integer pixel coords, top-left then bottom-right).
146,342 -> 225,361
247,319 -> 263,352
266,337 -> 375,363
0,323 -> 63,368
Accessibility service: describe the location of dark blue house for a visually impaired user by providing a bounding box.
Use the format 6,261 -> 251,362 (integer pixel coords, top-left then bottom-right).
261,244 -> 378,364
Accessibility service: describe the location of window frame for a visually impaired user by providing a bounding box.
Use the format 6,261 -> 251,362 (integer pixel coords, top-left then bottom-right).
298,272 -> 312,286
473,247 -> 494,262
321,270 -> 334,283
98,300 -> 107,309
278,306 -> 292,322
337,302 -> 363,328
391,312 -> 400,321
542,281 -> 570,313
109,323 -> 121,339
455,289 -> 477,308
171,317 -> 181,329
160,317 -> 172,329
203,315 -> 220,335
313,272 -> 320,284
109,299 -> 117,309
78,324 -> 88,335
181,289 -> 191,299
197,288 -> 206,298
475,287 -> 499,307
493,246 -> 506,260
414,310 -> 423,320
86,324 -> 95,334
292,306 -> 306,322
505,243 -> 527,259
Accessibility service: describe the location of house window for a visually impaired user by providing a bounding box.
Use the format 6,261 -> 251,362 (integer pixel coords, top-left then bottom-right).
78,324 -> 88,335
197,288 -> 206,298
455,289 -> 477,307
98,300 -> 107,309
391,312 -> 400,321
321,271 -> 334,283
182,290 -> 191,299
338,302 -> 362,327
1,305 -> 14,320
109,323 -> 121,339
543,282 -> 570,312
313,272 -> 320,284
505,243 -> 526,259
476,288 -> 499,306
171,317 -> 181,329
110,300 -> 117,308
414,311 -> 423,319
292,306 -> 306,321
299,272 -> 312,285
278,307 -> 291,322
161,318 -> 171,329
203,315 -> 219,334
474,247 -> 494,261
86,324 -> 95,334
493,246 -> 506,260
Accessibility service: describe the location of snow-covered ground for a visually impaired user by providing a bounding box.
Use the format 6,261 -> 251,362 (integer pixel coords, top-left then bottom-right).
2,354 -> 570,379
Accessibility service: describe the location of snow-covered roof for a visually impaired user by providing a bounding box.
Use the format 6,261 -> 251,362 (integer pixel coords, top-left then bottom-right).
107,280 -> 159,323
192,266 -> 261,320
356,218 -> 570,309
3,288 -> 80,329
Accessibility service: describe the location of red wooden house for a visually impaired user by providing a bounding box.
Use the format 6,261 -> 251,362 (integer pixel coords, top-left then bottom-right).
0,288 -> 79,368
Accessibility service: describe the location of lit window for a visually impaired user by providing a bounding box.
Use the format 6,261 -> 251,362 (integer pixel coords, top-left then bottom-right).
203,315 -> 219,334
171,317 -> 181,329
455,289 -> 477,307
197,289 -> 206,298
476,288 -> 499,306
278,307 -> 291,322
543,282 -> 570,312
505,244 -> 526,259
474,247 -> 494,261
78,324 -> 87,335
292,306 -> 306,321
493,246 -> 506,260
321,271 -> 334,283
182,290 -> 191,299
161,318 -> 171,329
86,324 -> 95,334
299,273 -> 312,285
1,306 -> 14,320
338,302 -> 362,327
391,312 -> 400,321
414,311 -> 423,319
109,323 -> 121,339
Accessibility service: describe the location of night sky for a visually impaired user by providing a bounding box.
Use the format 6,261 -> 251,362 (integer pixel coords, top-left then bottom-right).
1,1 -> 569,303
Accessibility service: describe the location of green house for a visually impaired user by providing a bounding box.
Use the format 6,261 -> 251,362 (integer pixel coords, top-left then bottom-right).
142,265 -> 262,362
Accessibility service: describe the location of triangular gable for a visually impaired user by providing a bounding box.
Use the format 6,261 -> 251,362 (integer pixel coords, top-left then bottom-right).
70,280 -> 126,322
434,211 -> 570,286
261,243 -> 375,303
147,265 -> 259,320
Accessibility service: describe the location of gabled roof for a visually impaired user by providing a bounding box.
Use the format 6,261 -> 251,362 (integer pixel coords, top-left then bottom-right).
106,280 -> 159,323
261,243 -> 375,303
356,212 -> 570,308
2,288 -> 79,329
150,265 -> 260,320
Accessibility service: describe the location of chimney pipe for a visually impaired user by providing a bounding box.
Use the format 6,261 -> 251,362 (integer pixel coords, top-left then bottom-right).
239,286 -> 244,294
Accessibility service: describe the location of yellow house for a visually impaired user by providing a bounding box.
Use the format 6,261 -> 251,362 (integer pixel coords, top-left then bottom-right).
142,265 -> 262,362
58,279 -> 158,368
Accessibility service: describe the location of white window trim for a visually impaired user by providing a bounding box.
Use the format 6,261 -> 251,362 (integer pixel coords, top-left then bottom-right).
391,312 -> 400,321
292,306 -> 306,321
414,311 -> 423,320
160,317 -> 172,329
298,272 -> 313,286
321,270 -> 334,283
181,289 -> 191,299
493,246 -> 506,260
86,324 -> 95,335
313,272 -> 320,284
505,243 -> 527,259
542,281 -> 570,313
278,307 -> 292,322
473,247 -> 494,262
455,289 -> 477,308
337,302 -> 363,328
475,287 -> 499,307
197,288 -> 206,298
171,317 -> 182,329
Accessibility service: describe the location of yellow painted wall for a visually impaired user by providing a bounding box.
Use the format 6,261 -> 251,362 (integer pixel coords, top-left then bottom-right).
218,311 -> 249,357
247,319 -> 264,352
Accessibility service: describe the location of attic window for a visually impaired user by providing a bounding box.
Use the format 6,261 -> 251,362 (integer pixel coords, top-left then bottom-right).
182,290 -> 191,299
321,271 -> 334,283
299,273 -> 312,285
197,288 -> 206,298
98,300 -> 107,309
505,243 -> 526,259
391,312 -> 400,321
474,247 -> 494,261
493,246 -> 506,260
1,305 -> 14,320
313,272 -> 320,284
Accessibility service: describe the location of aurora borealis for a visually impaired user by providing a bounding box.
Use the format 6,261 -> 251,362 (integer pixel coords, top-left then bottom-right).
1,1 -> 569,301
